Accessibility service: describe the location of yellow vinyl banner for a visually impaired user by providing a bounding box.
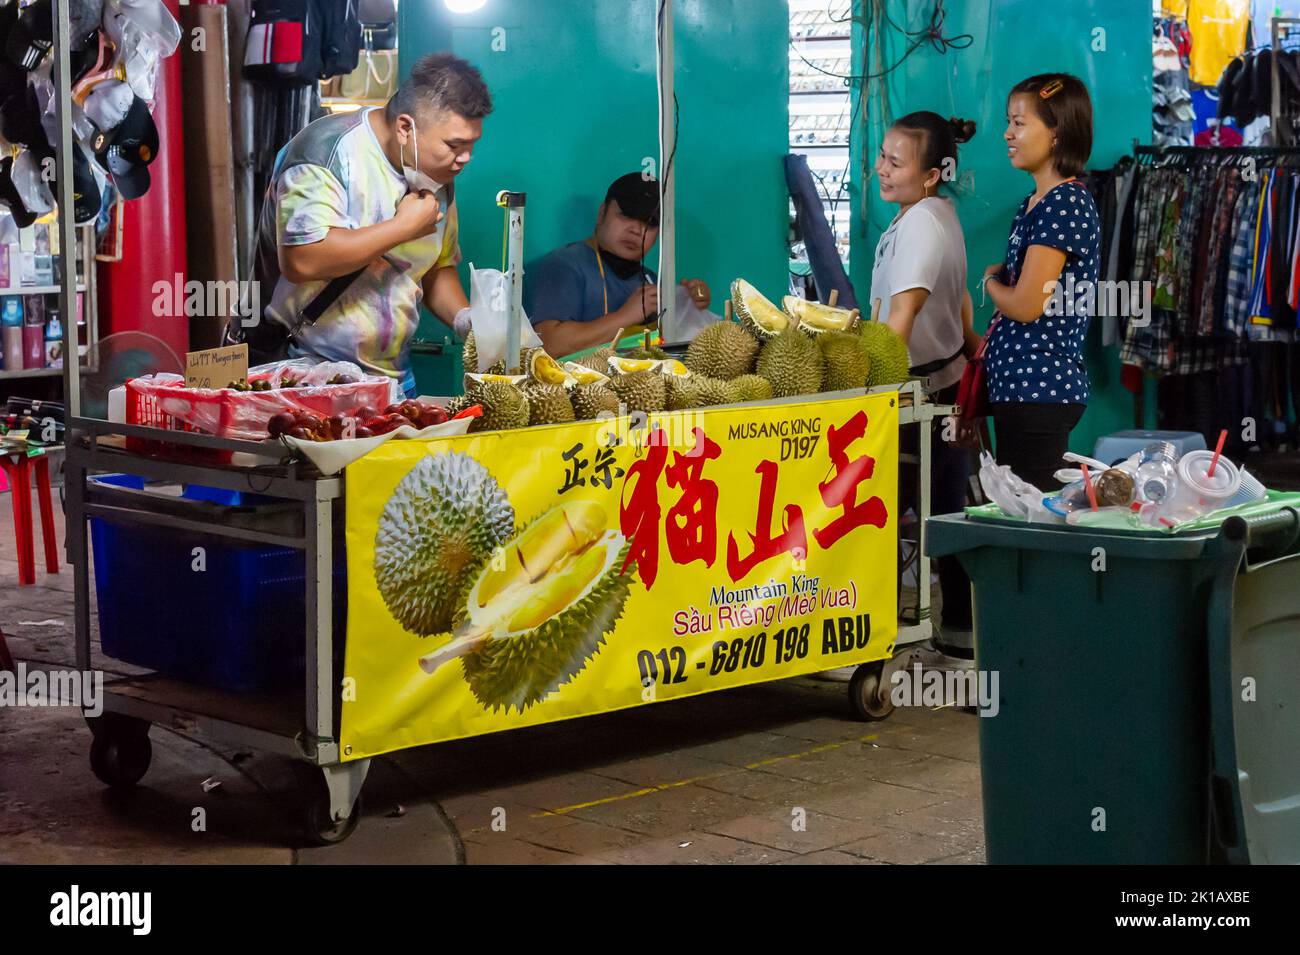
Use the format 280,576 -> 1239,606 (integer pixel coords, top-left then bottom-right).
340,392 -> 899,760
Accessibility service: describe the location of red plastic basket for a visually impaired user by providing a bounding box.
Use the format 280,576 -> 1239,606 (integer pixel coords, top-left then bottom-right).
124,375 -> 393,463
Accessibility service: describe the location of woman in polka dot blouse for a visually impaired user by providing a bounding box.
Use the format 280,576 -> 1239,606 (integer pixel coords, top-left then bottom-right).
980,73 -> 1100,491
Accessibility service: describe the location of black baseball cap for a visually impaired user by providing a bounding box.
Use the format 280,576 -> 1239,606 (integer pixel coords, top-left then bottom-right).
0,2 -> 27,99
90,95 -> 159,200
0,156 -> 38,229
48,142 -> 101,225
1,84 -> 48,152
4,0 -> 51,72
605,172 -> 661,227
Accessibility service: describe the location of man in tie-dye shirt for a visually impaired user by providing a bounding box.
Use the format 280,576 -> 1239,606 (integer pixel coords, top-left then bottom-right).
253,54 -> 492,395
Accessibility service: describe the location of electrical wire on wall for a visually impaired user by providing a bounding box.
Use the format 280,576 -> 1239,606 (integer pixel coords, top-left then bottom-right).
797,1 -> 973,236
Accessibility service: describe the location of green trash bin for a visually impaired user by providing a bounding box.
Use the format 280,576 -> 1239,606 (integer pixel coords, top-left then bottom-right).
927,503 -> 1300,865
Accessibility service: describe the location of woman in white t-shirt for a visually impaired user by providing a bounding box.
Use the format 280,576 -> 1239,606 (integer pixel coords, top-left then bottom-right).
870,111 -> 981,655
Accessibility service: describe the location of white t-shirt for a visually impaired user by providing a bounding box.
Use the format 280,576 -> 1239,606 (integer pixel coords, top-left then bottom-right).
868,196 -> 968,392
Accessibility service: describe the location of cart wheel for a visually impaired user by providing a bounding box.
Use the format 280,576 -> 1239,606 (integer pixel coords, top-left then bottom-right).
304,792 -> 362,846
88,725 -> 152,788
849,662 -> 895,722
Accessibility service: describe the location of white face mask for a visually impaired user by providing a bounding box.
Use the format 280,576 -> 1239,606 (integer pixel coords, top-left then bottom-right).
400,120 -> 441,194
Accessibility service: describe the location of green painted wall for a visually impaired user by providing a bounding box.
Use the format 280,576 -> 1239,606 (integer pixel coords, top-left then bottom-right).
849,0 -> 1154,454
399,0 -> 790,392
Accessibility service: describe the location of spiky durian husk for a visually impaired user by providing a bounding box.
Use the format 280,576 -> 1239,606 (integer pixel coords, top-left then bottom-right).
459,542 -> 634,713
523,383 -> 576,426
730,374 -> 774,403
373,454 -> 515,636
859,321 -> 911,387
684,321 -> 759,380
571,383 -> 621,419
756,328 -> 824,397
468,380 -> 530,432
818,330 -> 872,392
608,370 -> 666,413
731,278 -> 790,341
573,346 -> 616,372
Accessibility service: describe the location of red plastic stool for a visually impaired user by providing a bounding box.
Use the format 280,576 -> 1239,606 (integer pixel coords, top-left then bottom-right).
1,451 -> 59,586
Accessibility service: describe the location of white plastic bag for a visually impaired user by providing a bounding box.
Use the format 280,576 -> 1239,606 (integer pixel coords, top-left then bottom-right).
978,452 -> 1050,522
466,264 -> 542,372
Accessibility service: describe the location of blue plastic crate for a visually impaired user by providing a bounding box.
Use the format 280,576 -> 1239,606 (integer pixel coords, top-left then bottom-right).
1093,430 -> 1207,466
89,474 -> 345,692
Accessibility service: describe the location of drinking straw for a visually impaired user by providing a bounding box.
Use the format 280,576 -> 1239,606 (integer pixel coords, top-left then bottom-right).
1081,463 -> 1099,511
1207,428 -> 1228,478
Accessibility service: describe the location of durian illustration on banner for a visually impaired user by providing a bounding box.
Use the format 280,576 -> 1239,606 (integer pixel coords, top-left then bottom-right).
343,387 -> 901,759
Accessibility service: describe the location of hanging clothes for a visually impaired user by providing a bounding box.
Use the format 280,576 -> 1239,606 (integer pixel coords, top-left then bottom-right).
1188,0 -> 1251,86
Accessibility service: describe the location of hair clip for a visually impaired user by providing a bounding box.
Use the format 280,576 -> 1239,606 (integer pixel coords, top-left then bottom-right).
1039,79 -> 1065,100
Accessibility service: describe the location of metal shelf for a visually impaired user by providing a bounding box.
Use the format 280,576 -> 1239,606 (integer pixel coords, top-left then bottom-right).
0,367 -> 71,380
0,284 -> 87,296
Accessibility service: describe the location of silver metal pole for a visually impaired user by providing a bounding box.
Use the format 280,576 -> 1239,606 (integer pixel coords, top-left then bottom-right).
658,0 -> 676,341
52,0 -> 80,417
500,191 -> 526,372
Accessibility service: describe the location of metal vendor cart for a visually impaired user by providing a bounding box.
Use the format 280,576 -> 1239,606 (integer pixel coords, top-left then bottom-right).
62,381 -> 951,844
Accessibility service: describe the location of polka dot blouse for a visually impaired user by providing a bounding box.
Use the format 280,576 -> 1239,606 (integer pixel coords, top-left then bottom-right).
985,180 -> 1100,405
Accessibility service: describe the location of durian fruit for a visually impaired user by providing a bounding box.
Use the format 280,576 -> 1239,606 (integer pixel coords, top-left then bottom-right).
783,296 -> 861,336
730,374 -> 773,403
446,394 -> 473,417
462,332 -> 506,376
571,383 -> 621,419
666,375 -> 736,410
417,500 -> 636,713
562,362 -> 611,387
374,453 -> 515,636
608,370 -> 666,413
755,328 -> 824,398
624,345 -> 670,362
465,372 -> 527,391
573,346 -> 615,372
523,383 -> 576,426
731,279 -> 790,341
657,358 -> 690,378
468,380 -> 531,432
818,330 -> 872,392
859,321 -> 912,387
525,347 -> 574,388
664,376 -> 697,411
608,355 -> 660,376
684,320 -> 759,380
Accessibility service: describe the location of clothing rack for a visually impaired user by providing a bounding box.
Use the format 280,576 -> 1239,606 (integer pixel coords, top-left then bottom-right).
1132,144 -> 1300,156
1131,144 -> 1300,169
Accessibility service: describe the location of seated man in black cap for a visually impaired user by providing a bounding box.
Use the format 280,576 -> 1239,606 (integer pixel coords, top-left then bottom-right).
523,173 -> 711,357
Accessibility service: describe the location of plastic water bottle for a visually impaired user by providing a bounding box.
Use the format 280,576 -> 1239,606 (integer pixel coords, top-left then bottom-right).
1135,442 -> 1179,504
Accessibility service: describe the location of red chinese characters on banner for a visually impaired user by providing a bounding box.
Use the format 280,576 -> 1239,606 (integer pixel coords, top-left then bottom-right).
618,428 -> 669,586
812,409 -> 888,548
664,427 -> 722,567
725,459 -> 808,581
619,409 -> 889,590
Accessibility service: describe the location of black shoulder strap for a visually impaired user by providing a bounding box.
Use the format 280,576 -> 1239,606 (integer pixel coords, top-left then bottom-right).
297,266 -> 366,328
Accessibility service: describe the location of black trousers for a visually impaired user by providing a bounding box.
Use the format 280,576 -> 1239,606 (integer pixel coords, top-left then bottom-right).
901,383 -> 973,631
990,402 -> 1086,492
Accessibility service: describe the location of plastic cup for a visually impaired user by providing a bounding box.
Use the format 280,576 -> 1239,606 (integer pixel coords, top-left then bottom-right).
1225,467 -> 1267,509
1159,450 -> 1241,523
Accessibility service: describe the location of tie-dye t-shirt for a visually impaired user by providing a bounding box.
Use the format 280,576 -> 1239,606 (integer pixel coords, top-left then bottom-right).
255,108 -> 460,383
